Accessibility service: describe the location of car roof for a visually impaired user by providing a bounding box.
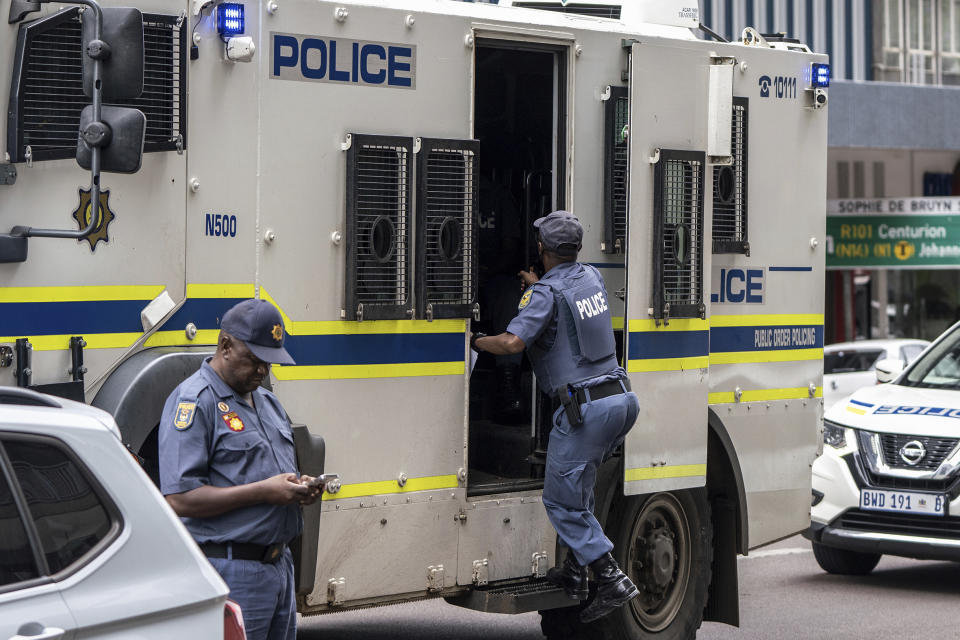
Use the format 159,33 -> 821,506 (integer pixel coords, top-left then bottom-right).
0,387 -> 119,437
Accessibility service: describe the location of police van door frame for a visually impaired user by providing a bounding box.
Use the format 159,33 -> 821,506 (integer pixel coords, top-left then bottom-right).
468,26 -> 575,496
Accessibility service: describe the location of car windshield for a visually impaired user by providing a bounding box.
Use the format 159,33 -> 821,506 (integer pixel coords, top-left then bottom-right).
903,329 -> 960,389
824,349 -> 884,374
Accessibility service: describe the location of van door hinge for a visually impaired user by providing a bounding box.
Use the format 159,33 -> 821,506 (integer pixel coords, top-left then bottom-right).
455,509 -> 467,523
472,559 -> 489,586
531,552 -> 548,578
327,577 -> 345,605
427,564 -> 445,592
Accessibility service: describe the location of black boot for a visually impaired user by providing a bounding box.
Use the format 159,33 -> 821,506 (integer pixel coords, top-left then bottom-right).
579,552 -> 639,623
545,552 -> 588,601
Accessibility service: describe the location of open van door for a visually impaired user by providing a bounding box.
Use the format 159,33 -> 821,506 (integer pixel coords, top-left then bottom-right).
621,40 -> 717,495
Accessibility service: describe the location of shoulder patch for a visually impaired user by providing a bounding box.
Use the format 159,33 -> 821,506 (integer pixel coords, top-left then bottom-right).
519,288 -> 533,310
174,402 -> 197,430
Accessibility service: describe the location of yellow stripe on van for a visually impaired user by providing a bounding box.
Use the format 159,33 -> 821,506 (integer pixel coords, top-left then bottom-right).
628,356 -> 710,372
710,313 -> 824,327
709,348 -> 823,365
625,464 -> 707,482
322,474 -> 459,501
0,284 -> 164,303
629,318 -> 710,332
708,386 -> 823,404
273,361 -> 466,381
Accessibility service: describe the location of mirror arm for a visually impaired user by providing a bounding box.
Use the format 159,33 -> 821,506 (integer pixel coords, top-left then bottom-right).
10,0 -> 103,241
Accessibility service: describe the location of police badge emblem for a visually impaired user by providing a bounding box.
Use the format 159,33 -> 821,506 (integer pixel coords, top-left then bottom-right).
217,401 -> 229,412
271,323 -> 283,342
221,411 -> 245,432
519,288 -> 533,310
174,402 -> 196,430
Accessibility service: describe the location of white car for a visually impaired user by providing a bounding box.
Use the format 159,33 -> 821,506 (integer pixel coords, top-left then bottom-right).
0,388 -> 243,640
824,339 -> 929,410
807,322 -> 960,574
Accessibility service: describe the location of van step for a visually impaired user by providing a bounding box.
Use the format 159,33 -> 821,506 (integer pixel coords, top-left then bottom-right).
445,577 -> 578,614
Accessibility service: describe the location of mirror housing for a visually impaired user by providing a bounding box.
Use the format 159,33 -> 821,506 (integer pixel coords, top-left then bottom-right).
82,7 -> 143,100
875,358 -> 905,384
77,105 -> 146,173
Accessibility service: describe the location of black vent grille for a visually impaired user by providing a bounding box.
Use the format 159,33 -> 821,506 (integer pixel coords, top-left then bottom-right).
879,433 -> 959,471
416,138 -> 479,320
7,8 -> 186,163
602,86 -> 628,254
839,509 -> 960,536
345,135 -> 413,321
513,2 -> 621,19
653,150 -> 705,320
712,97 -> 748,254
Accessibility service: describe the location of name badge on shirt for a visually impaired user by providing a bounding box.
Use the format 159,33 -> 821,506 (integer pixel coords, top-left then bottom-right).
174,402 -> 196,430
222,411 -> 245,432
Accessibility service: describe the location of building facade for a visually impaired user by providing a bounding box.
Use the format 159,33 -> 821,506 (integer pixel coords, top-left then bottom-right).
703,0 -> 960,342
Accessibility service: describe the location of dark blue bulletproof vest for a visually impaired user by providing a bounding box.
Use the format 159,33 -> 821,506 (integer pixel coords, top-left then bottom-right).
528,264 -> 619,397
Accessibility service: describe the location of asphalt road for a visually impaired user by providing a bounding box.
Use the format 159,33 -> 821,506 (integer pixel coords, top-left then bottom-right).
298,535 -> 960,640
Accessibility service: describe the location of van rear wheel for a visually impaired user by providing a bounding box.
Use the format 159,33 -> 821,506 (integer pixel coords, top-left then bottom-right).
540,489 -> 712,639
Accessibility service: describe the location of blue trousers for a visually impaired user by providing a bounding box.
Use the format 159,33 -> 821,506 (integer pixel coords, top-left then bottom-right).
208,547 -> 296,640
543,388 -> 640,567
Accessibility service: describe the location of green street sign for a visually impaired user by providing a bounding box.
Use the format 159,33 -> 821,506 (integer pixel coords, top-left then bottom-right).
826,214 -> 960,269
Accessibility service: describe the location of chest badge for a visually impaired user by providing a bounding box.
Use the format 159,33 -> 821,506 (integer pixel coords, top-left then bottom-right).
174,402 -> 196,430
519,288 -> 533,310
217,401 -> 230,412
221,411 -> 245,432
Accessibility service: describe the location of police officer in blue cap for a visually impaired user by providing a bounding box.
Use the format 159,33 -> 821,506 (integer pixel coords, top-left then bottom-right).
159,299 -> 322,640
471,210 -> 641,623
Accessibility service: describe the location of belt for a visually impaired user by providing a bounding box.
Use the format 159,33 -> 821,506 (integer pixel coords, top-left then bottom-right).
574,379 -> 630,405
201,541 -> 287,564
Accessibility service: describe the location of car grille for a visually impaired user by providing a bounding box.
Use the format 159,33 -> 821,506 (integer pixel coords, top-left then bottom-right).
879,433 -> 959,471
839,509 -> 960,539
844,453 -> 960,495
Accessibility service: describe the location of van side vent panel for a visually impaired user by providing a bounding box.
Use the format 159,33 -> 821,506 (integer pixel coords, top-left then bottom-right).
416,138 -> 479,320
512,2 -> 622,19
652,150 -> 705,321
6,9 -> 186,164
602,86 -> 628,254
712,97 -> 748,254
345,135 -> 414,321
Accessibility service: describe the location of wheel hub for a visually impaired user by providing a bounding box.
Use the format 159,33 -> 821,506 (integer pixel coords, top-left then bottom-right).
627,494 -> 692,633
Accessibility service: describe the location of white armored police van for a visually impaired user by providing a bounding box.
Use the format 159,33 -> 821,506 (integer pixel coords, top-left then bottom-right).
0,0 -> 828,637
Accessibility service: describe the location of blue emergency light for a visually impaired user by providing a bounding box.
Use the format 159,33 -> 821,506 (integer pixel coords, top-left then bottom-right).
217,3 -> 245,38
812,63 -> 830,88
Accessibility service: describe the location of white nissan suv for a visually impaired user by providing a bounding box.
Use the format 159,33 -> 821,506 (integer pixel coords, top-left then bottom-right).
807,322 -> 960,574
0,387 -> 244,640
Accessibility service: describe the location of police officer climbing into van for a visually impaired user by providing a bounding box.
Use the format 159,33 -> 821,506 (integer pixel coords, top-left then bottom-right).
159,299 -> 323,640
471,211 -> 641,623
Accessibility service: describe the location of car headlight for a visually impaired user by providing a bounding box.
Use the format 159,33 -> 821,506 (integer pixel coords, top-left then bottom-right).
823,421 -> 847,449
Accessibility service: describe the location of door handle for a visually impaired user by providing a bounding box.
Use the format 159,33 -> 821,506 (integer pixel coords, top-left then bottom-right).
9,624 -> 65,640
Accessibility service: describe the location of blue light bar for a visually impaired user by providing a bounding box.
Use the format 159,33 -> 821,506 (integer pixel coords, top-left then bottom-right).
812,63 -> 830,88
217,3 -> 245,38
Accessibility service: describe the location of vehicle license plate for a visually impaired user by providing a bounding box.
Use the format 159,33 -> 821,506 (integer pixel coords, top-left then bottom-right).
860,489 -> 946,516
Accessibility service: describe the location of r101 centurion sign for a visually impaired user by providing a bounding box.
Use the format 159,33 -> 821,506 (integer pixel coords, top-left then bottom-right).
826,198 -> 960,269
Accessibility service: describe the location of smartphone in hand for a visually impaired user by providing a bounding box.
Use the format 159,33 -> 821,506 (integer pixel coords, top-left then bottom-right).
306,473 -> 339,489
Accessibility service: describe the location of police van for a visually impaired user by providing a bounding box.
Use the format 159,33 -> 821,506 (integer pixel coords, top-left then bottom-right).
0,0 -> 828,637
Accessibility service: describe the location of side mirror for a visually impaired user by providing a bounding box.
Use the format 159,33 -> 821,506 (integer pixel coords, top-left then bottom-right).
875,358 -> 905,384
76,105 -> 146,173
81,7 -> 144,100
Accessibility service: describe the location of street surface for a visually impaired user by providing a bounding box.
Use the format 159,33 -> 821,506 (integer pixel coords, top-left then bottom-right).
298,535 -> 960,639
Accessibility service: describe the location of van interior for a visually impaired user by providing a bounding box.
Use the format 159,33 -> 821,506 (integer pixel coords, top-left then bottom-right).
467,42 -> 567,496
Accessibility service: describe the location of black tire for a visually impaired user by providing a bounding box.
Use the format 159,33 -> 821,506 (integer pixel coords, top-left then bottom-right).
541,489 -> 713,640
811,541 -> 881,575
